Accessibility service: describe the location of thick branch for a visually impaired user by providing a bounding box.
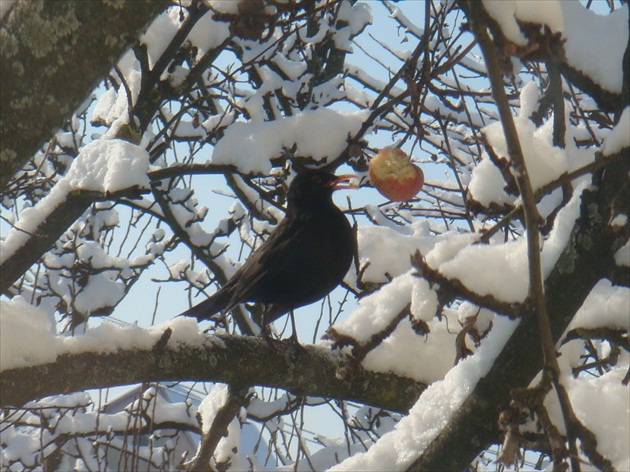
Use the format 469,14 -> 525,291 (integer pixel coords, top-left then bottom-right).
0,22 -> 229,296
0,0 -> 169,189
407,151 -> 628,472
0,191 -> 93,295
0,334 -> 426,414
470,4 -> 585,470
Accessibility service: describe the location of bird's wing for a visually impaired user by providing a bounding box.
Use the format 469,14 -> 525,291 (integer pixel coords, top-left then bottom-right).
178,284 -> 234,320
231,211 -> 347,304
225,217 -> 302,301
177,218 -> 299,321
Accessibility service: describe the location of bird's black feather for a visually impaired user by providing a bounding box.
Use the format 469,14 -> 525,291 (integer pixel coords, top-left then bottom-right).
179,170 -> 354,327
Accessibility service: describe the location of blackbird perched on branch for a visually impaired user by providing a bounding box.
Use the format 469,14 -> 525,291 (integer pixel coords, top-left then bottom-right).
180,170 -> 355,333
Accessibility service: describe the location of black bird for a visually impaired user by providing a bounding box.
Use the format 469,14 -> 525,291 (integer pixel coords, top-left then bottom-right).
180,170 -> 355,332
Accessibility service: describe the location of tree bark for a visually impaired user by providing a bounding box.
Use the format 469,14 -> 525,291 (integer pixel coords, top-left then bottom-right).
0,333 -> 427,414
407,149 -> 629,470
0,0 -> 169,189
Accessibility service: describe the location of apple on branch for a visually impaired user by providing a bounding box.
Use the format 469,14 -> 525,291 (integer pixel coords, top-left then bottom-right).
368,148 -> 424,201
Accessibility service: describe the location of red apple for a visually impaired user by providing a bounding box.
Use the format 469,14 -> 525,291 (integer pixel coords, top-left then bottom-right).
368,148 -> 424,201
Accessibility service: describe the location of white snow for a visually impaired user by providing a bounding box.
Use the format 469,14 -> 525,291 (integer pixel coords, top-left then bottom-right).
469,83 -> 572,207
91,70 -> 141,129
207,0 -> 240,14
485,117 -> 568,194
333,271 -> 418,342
518,81 -> 540,120
332,183 -> 582,382
615,240 -> 630,267
330,316 -> 519,471
611,214 -> 628,228
543,367 -> 630,471
438,182 -> 584,303
602,107 -> 630,155
467,156 -> 515,207
439,237 -> 530,302
0,297 -> 58,371
188,10 -> 231,59
482,0 -> 563,46
67,139 -> 151,193
3,1 -> 628,469
562,2 -> 629,94
360,313 -> 458,384
0,139 -> 150,265
353,222 -> 430,283
333,1 -> 372,51
197,384 -> 244,469
0,297 -> 206,371
565,279 -> 630,332
212,109 -> 368,174
140,7 -> 183,69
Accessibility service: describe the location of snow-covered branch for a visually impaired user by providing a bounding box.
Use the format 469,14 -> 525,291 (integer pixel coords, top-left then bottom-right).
0,319 -> 425,414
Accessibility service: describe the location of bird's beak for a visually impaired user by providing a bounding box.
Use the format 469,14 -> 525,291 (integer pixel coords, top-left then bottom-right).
329,174 -> 359,190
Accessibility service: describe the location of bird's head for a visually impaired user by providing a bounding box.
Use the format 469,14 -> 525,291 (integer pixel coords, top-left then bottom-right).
287,170 -> 357,209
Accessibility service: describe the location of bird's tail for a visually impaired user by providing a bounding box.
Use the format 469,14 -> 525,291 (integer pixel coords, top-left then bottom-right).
178,287 -> 233,321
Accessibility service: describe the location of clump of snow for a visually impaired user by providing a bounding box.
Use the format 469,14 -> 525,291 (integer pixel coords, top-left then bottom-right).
602,107 -> 630,155
333,1 -> 372,51
333,271 -> 418,342
470,116 -> 568,207
353,223 -> 430,283
330,316 -> 519,471
69,139 -> 150,193
467,156 -> 514,207
611,214 -> 628,227
140,7 -> 183,69
424,233 -> 479,268
615,241 -> 630,267
331,264 -> 462,383
469,81 -> 573,208
543,367 -> 630,471
334,184 -> 582,381
440,237 -> 529,302
91,70 -> 141,130
410,278 -> 439,323
61,316 -> 205,356
438,182 -> 584,303
0,299 -> 205,372
561,2 -> 629,94
198,383 -> 229,434
188,10 -> 231,59
565,279 -> 630,332
212,109 -> 368,174
0,181 -> 68,265
0,297 -> 58,371
207,0 -> 239,14
482,0 -> 563,46
198,384 -> 244,469
518,81 -> 540,119
91,88 -> 118,125
0,138 -> 150,265
71,273 -> 126,314
361,313 -> 457,384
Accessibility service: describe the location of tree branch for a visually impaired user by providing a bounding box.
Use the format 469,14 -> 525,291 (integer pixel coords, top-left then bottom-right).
185,384 -> 249,472
0,333 -> 426,414
0,0 -> 169,189
468,5 -> 582,469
